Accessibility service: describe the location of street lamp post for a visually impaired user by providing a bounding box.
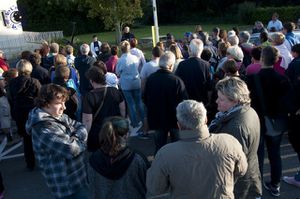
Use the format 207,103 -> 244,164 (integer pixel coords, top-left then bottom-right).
152,0 -> 159,44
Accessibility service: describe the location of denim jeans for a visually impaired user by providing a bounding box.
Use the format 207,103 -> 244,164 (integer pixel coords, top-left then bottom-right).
122,89 -> 144,127
257,127 -> 283,186
58,185 -> 89,199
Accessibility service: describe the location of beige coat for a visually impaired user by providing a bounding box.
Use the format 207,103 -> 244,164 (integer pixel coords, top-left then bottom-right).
146,126 -> 247,199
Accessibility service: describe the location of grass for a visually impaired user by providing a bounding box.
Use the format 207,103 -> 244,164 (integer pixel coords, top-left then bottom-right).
67,23 -> 251,59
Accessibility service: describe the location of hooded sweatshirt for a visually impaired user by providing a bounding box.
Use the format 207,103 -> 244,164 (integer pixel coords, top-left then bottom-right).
26,107 -> 88,198
89,147 -> 149,199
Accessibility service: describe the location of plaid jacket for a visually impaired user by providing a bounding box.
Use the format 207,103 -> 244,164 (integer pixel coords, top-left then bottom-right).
26,108 -> 88,198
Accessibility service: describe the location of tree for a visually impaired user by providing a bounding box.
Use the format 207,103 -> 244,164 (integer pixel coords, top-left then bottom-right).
86,0 -> 143,44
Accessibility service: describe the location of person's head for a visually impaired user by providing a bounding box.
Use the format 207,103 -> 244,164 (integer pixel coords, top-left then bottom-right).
223,59 -> 238,76
219,29 -> 227,41
54,54 -> 67,67
20,50 -> 32,61
65,45 -> 74,55
100,42 -> 110,54
212,27 -> 220,37
169,44 -> 182,59
35,84 -> 69,117
123,26 -> 130,33
261,46 -> 279,67
152,46 -> 163,59
93,60 -> 107,74
156,41 -> 165,51
215,76 -> 251,112
250,46 -> 262,62
99,116 -> 129,156
201,48 -> 212,62
189,39 -> 203,57
85,66 -> 106,85
283,22 -> 296,34
218,41 -> 231,57
232,27 -> 240,36
291,43 -> 300,58
130,38 -> 138,48
176,100 -> 207,131
227,35 -> 239,46
29,52 -> 41,67
92,35 -> 98,42
111,45 -> 118,56
159,51 -> 175,71
2,68 -> 18,84
50,43 -> 59,54
226,46 -> 244,62
227,30 -> 236,38
270,32 -> 285,46
55,66 -> 70,82
80,43 -> 90,55
195,25 -> 203,33
260,31 -> 269,43
120,40 -> 131,54
272,12 -> 279,21
239,31 -> 251,44
16,59 -> 32,76
255,21 -> 264,29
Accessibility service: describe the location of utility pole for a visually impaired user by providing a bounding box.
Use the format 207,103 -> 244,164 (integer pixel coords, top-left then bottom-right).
152,0 -> 159,44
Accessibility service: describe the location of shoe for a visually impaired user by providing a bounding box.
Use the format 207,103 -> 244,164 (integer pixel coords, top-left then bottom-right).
283,176 -> 300,188
264,181 -> 280,197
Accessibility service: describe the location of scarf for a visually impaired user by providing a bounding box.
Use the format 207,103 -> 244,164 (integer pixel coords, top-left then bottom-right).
209,104 -> 243,132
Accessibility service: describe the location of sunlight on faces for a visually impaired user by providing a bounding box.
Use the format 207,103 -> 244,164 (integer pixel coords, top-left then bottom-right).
216,91 -> 238,112
44,94 -> 66,117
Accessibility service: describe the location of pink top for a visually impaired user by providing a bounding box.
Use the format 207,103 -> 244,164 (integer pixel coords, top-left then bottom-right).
106,55 -> 118,73
246,63 -> 261,75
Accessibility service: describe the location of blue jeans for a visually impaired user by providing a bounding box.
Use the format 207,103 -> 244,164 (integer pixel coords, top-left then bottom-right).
58,186 -> 89,199
122,89 -> 144,127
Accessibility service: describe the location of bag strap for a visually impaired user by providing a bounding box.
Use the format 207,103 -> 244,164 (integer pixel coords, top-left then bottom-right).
93,86 -> 107,121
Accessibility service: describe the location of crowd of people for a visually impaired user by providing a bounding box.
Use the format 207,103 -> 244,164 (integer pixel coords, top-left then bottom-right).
0,14 -> 300,198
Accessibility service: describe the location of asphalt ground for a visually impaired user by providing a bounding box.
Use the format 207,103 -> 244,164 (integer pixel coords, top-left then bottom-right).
1,132 -> 300,199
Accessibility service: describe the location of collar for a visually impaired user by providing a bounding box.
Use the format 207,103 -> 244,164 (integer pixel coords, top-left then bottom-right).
178,126 -> 210,141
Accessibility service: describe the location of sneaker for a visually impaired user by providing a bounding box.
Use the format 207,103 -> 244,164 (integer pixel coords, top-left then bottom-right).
264,181 -> 280,197
283,176 -> 300,188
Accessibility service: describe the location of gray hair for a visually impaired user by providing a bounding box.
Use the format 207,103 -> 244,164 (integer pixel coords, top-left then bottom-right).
239,31 -> 251,43
216,76 -> 251,105
80,43 -> 90,55
159,51 -> 175,69
50,43 -> 59,54
227,46 -> 244,61
16,59 -> 33,76
176,100 -> 207,130
189,39 -> 203,57
227,35 -> 239,46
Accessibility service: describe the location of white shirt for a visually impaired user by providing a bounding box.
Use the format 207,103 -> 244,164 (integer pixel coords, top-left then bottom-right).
140,59 -> 159,80
130,47 -> 146,71
267,19 -> 283,31
90,41 -> 102,58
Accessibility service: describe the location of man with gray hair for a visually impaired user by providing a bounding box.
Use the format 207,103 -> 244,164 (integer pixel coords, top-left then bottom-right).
75,43 -> 96,96
175,39 -> 211,105
144,51 -> 188,152
147,100 -> 248,199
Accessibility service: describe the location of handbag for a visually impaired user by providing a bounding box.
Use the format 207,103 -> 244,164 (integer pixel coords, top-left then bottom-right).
264,116 -> 288,136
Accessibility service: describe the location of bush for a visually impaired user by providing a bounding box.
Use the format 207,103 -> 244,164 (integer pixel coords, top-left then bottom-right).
237,2 -> 257,24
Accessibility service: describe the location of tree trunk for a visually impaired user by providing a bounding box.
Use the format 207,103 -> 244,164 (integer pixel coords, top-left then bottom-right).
115,22 -> 121,44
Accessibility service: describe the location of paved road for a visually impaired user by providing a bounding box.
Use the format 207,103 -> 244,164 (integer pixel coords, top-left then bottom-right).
1,133 -> 300,199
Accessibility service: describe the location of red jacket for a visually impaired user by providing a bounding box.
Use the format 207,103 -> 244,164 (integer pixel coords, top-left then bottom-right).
0,58 -> 9,71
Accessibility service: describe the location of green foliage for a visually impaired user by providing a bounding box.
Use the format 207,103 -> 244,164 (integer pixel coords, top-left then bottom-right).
251,6 -> 300,25
86,0 -> 143,30
237,2 -> 257,24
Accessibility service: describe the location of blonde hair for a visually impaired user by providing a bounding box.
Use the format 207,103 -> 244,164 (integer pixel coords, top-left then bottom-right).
169,44 -> 183,59
16,59 -> 32,76
271,32 -> 285,45
120,40 -> 131,53
54,54 -> 67,67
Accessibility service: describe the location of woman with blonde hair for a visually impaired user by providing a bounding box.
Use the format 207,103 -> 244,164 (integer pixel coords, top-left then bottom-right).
169,44 -> 183,72
89,116 -> 149,199
271,32 -> 293,75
